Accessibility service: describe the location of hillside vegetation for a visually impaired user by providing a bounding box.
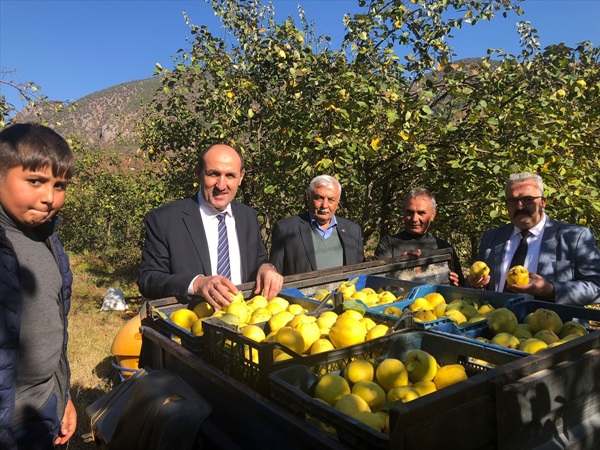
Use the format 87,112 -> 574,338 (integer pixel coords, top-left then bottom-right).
15,77 -> 162,153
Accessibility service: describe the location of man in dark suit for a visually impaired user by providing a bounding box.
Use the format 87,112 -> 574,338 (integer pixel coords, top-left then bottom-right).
138,144 -> 282,308
468,172 -> 600,306
269,175 -> 364,276
374,187 -> 464,286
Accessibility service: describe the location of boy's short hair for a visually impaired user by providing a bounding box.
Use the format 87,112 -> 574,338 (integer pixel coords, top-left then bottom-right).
0,123 -> 75,179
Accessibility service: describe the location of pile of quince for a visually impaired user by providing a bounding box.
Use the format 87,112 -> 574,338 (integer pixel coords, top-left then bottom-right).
311,278 -> 400,308
479,307 -> 588,354
169,293 -> 396,362
408,292 -> 496,326
309,350 -> 468,434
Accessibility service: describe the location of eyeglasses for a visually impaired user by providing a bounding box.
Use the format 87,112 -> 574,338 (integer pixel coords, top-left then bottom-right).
505,196 -> 542,206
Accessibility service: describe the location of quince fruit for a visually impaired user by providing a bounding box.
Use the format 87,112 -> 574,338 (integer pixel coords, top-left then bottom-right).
192,302 -> 214,319
376,358 -> 409,392
491,332 -> 520,349
559,320 -> 588,338
488,308 -> 518,335
241,324 -> 266,343
519,338 -> 548,354
366,324 -> 389,340
533,330 -> 560,345
335,393 -> 371,416
315,373 -> 351,406
329,316 -> 367,348
310,338 -> 335,355
386,386 -> 420,403
404,349 -> 438,383
413,309 -> 438,322
352,411 -> 386,432
274,327 -> 304,355
411,380 -> 437,396
410,297 -> 433,312
352,380 -> 385,411
432,364 -> 467,390
344,360 -> 375,384
470,261 -> 490,277
169,308 -> 199,331
424,292 -> 446,309
529,308 -> 563,335
506,265 -> 529,286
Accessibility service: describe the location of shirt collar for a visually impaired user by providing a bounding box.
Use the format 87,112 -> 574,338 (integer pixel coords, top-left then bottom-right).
512,213 -> 547,238
309,212 -> 338,231
197,192 -> 232,218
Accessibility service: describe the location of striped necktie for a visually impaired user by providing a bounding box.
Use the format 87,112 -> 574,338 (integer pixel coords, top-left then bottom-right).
216,213 -> 231,279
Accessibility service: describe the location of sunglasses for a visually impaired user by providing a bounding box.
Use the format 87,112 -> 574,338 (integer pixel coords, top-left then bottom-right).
505,196 -> 542,206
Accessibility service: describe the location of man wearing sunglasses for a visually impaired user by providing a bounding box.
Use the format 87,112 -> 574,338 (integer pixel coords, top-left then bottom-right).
467,172 -> 600,305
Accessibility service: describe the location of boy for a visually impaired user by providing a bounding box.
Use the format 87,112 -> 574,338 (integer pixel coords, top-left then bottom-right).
0,123 -> 77,449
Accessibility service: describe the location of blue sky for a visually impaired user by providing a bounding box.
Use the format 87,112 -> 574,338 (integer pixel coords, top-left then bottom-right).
1,0 -> 599,112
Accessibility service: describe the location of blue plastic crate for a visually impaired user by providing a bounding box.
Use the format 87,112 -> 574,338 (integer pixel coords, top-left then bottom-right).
506,299 -> 600,324
429,299 -> 600,355
406,284 -> 524,308
350,274 -> 421,298
370,284 -> 525,330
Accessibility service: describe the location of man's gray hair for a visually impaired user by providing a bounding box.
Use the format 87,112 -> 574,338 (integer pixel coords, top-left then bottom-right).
308,175 -> 342,196
506,172 -> 544,196
405,188 -> 437,212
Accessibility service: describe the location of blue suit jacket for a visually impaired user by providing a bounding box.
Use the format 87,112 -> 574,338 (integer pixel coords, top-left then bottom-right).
269,212 -> 365,276
476,216 -> 600,306
137,195 -> 268,301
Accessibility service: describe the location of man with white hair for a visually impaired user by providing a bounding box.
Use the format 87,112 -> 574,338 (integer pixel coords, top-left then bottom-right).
468,172 -> 600,305
269,175 -> 364,275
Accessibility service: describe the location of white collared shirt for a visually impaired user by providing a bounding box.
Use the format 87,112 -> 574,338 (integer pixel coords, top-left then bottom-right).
198,193 -> 243,285
187,194 -> 243,294
498,213 -> 547,292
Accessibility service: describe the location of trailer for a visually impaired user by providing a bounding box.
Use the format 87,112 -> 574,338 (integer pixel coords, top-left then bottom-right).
87,250 -> 600,449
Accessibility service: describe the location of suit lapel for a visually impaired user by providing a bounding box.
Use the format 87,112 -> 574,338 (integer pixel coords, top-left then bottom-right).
232,202 -> 248,281
299,213 -> 317,271
538,217 -> 559,278
493,226 -> 512,290
181,196 -> 211,272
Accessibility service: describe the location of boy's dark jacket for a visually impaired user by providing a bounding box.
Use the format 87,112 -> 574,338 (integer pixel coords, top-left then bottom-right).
0,217 -> 72,449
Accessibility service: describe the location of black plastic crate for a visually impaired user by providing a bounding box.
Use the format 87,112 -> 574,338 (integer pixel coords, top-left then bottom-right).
202,310 -> 412,395
145,303 -> 207,355
144,293 -> 330,355
269,331 -> 523,449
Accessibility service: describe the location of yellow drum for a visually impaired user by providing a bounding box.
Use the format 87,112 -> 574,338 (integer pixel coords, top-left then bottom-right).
111,313 -> 142,380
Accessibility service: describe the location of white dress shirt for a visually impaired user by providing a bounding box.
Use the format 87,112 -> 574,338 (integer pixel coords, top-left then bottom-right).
498,213 -> 547,293
187,194 -> 243,294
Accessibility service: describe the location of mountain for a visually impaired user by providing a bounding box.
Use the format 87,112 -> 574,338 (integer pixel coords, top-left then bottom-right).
14,76 -> 162,153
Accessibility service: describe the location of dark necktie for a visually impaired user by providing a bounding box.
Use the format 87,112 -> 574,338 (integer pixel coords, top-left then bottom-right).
216,213 -> 231,279
509,230 -> 531,269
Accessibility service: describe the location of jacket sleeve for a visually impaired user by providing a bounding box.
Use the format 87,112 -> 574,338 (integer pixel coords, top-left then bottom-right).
137,211 -> 197,301
269,221 -> 286,274
551,226 -> 600,306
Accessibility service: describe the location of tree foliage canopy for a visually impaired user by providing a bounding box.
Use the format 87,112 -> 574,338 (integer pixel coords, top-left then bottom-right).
140,0 -> 599,261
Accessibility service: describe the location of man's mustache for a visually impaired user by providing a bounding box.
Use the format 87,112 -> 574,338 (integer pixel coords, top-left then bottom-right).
317,208 -> 330,214
513,209 -> 532,218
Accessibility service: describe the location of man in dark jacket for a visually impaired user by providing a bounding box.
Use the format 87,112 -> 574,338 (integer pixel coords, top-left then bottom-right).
375,187 -> 464,285
138,144 -> 282,308
270,175 -> 365,276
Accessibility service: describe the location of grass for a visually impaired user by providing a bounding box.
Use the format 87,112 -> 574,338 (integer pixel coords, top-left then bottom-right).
63,254 -> 142,449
